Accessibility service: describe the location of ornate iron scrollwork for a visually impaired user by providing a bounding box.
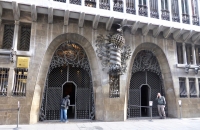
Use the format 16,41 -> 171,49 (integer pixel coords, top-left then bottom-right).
113,0 -> 123,12
182,14 -> 190,24
161,10 -> 170,21
150,9 -> 159,19
172,13 -> 180,22
96,24 -> 131,98
126,7 -> 136,14
99,1 -> 110,10
132,50 -> 161,77
138,5 -> 148,17
193,16 -> 199,26
70,0 -> 81,5
39,41 -> 95,121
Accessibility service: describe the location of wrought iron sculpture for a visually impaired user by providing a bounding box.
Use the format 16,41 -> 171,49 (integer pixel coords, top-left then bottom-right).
139,5 -> 148,17
113,0 -> 123,12
96,24 -> 131,98
185,64 -> 190,73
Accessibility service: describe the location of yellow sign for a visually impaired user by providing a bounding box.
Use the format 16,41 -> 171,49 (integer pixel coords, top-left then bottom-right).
17,57 -> 30,68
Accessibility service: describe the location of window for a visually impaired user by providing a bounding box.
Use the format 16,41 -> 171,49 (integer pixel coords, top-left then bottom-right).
18,25 -> 31,51
2,24 -> 14,49
0,68 -> 9,96
139,0 -> 146,5
186,44 -> 193,64
191,0 -> 198,16
181,0 -> 188,14
171,0 -> 180,22
189,78 -> 197,97
177,43 -> 183,64
179,78 -> 187,97
12,68 -> 28,96
53,0 -> 66,3
161,0 -> 168,10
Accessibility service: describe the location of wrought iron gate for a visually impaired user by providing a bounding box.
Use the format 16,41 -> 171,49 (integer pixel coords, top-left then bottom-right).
128,50 -> 167,118
39,41 -> 95,121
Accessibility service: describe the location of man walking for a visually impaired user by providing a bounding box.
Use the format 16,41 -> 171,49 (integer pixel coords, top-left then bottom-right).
60,95 -> 70,122
155,93 -> 166,119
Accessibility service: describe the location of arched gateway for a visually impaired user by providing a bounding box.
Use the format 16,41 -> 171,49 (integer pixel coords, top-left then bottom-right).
39,41 -> 95,121
128,50 -> 167,118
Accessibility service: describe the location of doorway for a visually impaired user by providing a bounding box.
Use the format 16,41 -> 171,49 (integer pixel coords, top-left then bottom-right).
140,85 -> 150,117
62,82 -> 76,119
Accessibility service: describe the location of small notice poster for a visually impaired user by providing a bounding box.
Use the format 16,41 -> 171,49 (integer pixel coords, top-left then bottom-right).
17,57 -> 30,68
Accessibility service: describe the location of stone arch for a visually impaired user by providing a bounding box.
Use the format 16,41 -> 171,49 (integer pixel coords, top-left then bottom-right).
29,33 -> 100,123
126,42 -> 177,118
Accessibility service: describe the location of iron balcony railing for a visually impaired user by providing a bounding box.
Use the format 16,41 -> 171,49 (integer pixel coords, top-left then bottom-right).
51,0 -> 200,26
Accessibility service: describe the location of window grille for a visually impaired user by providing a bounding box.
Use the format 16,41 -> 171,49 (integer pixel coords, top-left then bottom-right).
126,0 -> 136,14
139,0 -> 147,16
99,0 -> 110,10
0,68 -> 9,96
186,44 -> 193,64
195,45 -> 200,65
70,0 -> 81,5
150,0 -> 158,19
181,0 -> 189,24
161,0 -> 170,21
179,78 -> 187,97
176,43 -> 183,64
113,0 -> 123,12
191,0 -> 199,25
85,0 -> 96,7
2,25 -> 14,49
12,68 -> 28,96
189,78 -> 197,97
18,25 -> 31,51
171,0 -> 180,22
53,0 -> 66,3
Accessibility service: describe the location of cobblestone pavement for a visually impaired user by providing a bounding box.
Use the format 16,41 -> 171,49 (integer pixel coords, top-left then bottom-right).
0,118 -> 200,130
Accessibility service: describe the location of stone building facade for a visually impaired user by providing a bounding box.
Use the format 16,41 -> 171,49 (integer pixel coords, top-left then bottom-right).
0,0 -> 200,124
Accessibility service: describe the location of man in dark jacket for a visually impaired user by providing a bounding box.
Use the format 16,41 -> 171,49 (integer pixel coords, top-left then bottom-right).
60,95 -> 70,122
155,93 -> 166,119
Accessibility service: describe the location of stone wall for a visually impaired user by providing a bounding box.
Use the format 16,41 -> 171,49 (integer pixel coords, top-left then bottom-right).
0,9 -> 200,125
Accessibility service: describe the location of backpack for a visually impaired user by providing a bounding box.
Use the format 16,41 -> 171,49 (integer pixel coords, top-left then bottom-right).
61,98 -> 67,108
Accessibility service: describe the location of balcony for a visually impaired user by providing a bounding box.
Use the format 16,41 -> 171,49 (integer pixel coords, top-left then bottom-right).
0,0 -> 200,41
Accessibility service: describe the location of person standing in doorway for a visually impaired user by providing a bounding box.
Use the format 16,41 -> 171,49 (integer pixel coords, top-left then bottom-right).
60,95 -> 70,122
155,93 -> 166,119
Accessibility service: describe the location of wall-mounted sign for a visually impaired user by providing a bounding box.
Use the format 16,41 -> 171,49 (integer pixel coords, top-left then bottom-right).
17,57 -> 30,68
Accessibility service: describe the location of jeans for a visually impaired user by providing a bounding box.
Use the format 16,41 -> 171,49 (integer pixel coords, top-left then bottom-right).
60,108 -> 67,122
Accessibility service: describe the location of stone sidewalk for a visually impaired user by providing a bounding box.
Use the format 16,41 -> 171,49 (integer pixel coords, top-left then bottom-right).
0,118 -> 200,130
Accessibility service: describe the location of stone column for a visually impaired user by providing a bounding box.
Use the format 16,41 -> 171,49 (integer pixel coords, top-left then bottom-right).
110,0 -> 113,11
147,0 -> 150,17
123,0 -> 126,13
7,67 -> 15,96
192,44 -> 196,65
12,21 -> 20,51
178,0 -> 182,23
185,78 -> 189,98
158,0 -> 162,19
168,0 -> 172,21
187,0 -> 192,25
182,43 -> 187,64
195,78 -> 199,97
135,0 -> 139,15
